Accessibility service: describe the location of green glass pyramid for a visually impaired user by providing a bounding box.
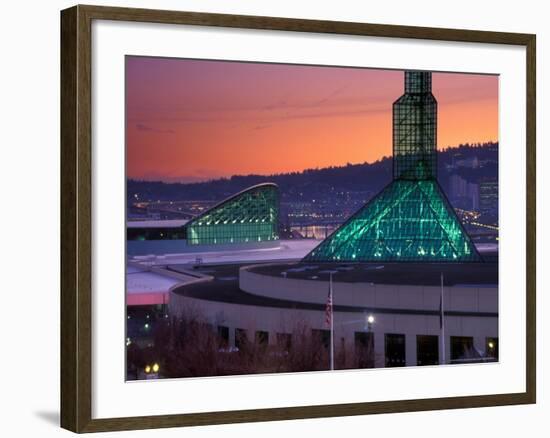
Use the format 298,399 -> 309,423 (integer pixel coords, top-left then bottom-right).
303,71 -> 481,263
303,179 -> 480,262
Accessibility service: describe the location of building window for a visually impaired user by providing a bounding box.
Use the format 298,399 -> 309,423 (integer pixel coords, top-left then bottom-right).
312,329 -> 331,350
235,328 -> 248,351
385,333 -> 406,367
355,332 -> 375,368
276,333 -> 291,351
486,337 -> 499,360
416,335 -> 439,366
217,325 -> 229,348
450,336 -> 475,363
255,331 -> 269,347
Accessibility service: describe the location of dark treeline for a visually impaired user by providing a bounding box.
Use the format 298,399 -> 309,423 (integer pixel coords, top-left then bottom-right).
127,306 -> 375,380
127,142 -> 498,204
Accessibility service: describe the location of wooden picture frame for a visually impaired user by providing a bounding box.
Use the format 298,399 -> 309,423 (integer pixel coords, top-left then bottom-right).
61,4 -> 536,433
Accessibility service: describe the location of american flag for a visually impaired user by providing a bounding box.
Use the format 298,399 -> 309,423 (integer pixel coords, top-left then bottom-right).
325,283 -> 333,328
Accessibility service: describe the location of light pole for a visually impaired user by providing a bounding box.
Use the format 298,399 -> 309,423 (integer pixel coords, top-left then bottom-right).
329,272 -> 334,371
325,270 -> 338,371
365,314 -> 375,368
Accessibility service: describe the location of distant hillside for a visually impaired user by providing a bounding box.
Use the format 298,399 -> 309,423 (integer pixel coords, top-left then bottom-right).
127,142 -> 498,204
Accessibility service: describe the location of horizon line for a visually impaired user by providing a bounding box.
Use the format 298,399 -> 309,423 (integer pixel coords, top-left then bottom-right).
128,140 -> 498,185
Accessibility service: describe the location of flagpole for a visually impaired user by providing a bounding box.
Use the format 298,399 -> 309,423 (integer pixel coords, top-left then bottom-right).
440,272 -> 446,365
330,272 -> 334,371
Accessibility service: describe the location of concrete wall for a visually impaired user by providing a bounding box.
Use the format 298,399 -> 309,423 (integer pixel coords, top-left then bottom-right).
240,266 -> 498,314
127,239 -> 280,256
169,290 -> 498,368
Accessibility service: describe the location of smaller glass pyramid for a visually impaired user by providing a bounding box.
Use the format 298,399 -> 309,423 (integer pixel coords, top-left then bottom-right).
303,179 -> 481,263
186,183 -> 279,246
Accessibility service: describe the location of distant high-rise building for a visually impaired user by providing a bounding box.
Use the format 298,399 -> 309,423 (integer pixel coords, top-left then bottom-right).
449,174 -> 479,211
471,184 -> 480,211
454,156 -> 480,169
479,177 -> 499,217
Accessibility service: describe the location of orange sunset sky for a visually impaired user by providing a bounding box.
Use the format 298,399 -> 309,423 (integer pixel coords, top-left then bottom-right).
126,57 -> 498,183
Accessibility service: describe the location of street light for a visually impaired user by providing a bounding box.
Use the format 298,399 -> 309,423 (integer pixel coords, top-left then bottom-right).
365,314 -> 375,367
366,314 -> 375,332
144,363 -> 160,379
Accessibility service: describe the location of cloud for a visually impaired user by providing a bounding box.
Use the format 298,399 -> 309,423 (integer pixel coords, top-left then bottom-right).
128,85 -> 390,128
135,123 -> 174,134
261,100 -> 288,111
314,84 -> 349,106
129,100 -> 387,126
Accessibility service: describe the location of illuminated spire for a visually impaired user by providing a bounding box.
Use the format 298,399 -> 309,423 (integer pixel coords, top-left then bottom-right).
303,71 -> 481,263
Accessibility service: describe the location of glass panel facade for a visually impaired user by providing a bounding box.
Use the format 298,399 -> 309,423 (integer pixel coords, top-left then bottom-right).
303,179 -> 481,262
303,71 -> 481,263
185,183 -> 279,246
393,71 -> 437,180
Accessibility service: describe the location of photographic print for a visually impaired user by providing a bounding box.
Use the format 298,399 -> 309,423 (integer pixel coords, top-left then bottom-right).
125,57 -> 499,380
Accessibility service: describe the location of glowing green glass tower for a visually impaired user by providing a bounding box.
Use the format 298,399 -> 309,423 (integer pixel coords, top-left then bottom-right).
186,183 -> 279,246
394,71 -> 437,180
303,71 -> 481,262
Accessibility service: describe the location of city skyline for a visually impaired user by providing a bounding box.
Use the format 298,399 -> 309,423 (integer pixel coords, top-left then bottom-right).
126,57 -> 498,183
